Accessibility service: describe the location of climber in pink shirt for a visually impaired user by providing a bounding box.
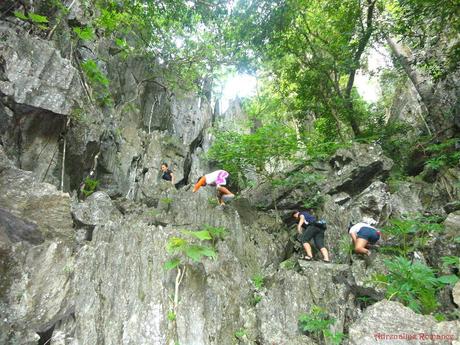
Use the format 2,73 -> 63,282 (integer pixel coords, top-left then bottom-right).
193,170 -> 235,205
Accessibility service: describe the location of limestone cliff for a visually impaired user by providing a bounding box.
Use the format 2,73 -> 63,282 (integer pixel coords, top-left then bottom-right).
0,2 -> 459,345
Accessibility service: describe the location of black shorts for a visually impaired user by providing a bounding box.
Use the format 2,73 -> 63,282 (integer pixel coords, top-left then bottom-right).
300,224 -> 325,249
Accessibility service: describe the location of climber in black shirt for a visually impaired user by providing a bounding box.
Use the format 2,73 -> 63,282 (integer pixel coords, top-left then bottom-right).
293,210 -> 330,263
160,163 -> 175,185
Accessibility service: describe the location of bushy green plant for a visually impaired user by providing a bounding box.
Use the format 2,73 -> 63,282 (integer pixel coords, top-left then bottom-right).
200,225 -> 229,246
14,11 -> 49,29
250,294 -> 262,306
424,138 -> 460,171
80,59 -> 112,106
164,236 -> 216,270
207,197 -> 220,207
163,227 -> 228,270
441,256 -> 460,272
251,274 -> 265,290
73,26 -> 95,41
167,310 -> 176,321
82,177 -> 99,197
207,121 -> 299,187
381,215 -> 444,257
372,257 -> 458,314
298,306 -> 345,345
355,295 -> 377,309
234,328 -> 247,339
337,235 -> 354,264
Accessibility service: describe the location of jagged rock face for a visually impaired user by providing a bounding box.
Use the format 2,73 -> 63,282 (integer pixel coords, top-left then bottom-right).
257,261 -> 355,345
71,191 -> 121,229
327,143 -> 393,196
0,147 -> 75,345
390,181 -> 425,218
1,6 -> 459,345
0,23 -> 79,185
0,25 -> 82,115
68,190 -> 288,345
0,21 -> 213,197
0,149 -> 73,241
443,211 -> 460,237
246,143 -> 393,211
453,282 -> 460,308
348,300 -> 460,345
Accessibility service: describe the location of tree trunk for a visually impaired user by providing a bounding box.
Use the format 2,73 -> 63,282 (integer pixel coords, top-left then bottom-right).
343,0 -> 378,137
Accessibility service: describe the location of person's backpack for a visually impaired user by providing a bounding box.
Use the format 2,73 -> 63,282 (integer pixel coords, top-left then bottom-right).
314,219 -> 327,230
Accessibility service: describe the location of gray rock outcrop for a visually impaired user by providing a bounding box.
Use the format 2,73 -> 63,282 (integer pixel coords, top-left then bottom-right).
0,26 -> 82,115
349,300 -> 460,345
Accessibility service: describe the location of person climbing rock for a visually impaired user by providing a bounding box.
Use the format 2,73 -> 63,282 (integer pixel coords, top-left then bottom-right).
193,169 -> 234,205
348,220 -> 381,256
160,163 -> 175,185
293,210 -> 330,262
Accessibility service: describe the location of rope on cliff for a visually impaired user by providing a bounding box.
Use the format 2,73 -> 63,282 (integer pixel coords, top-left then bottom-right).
60,117 -> 71,191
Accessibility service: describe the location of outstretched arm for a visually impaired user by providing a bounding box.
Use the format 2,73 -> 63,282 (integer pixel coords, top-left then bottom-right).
350,232 -> 357,245
297,215 -> 305,234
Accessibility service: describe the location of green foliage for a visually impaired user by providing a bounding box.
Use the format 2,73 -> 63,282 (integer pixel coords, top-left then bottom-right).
90,0 -> 232,92
163,258 -> 181,271
164,226 -> 228,270
251,274 -> 265,290
230,0 -> 380,138
280,257 -> 297,270
372,257 -> 457,314
69,107 -> 88,124
208,120 -> 299,186
298,306 -> 345,345
302,194 -> 325,211
181,230 -> 211,241
160,197 -> 174,205
80,59 -> 112,106
249,273 -> 265,306
207,197 -> 220,207
14,11 -> 49,29
385,0 -> 460,79
424,138 -> 460,171
73,26 -> 95,41
337,235 -> 354,264
234,328 -> 247,340
201,225 -> 229,245
167,310 -> 176,321
250,293 -> 262,306
356,295 -> 377,309
82,177 -> 99,197
441,256 -> 460,272
381,215 -> 444,257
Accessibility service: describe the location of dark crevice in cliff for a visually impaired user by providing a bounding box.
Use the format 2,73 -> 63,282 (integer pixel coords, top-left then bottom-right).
177,130 -> 204,188
37,324 -> 55,345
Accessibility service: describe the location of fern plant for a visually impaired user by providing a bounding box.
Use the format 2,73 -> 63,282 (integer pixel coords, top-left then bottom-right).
298,306 -> 345,345
372,257 -> 459,314
14,11 -> 49,30
425,138 -> 460,171
381,215 -> 444,257
73,26 -> 95,41
80,59 -> 112,106
82,177 -> 99,197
